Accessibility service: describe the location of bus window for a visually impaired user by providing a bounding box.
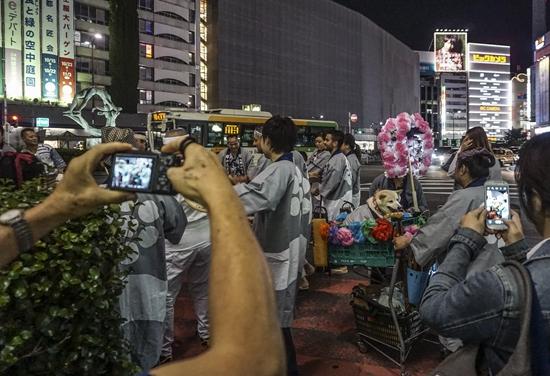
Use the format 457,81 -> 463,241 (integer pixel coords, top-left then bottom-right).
296,127 -> 311,148
189,125 -> 203,144
207,123 -> 224,147
241,125 -> 255,147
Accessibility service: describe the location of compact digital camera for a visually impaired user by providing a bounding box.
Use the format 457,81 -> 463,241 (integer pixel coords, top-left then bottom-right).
107,151 -> 182,195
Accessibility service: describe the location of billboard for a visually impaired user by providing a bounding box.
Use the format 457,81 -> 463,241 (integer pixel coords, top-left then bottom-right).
434,32 -> 467,72
23,0 -> 42,101
41,0 -> 59,101
58,0 -> 75,104
4,0 -> 23,99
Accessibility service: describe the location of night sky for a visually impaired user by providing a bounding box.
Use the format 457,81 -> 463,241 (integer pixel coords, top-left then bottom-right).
333,0 -> 532,73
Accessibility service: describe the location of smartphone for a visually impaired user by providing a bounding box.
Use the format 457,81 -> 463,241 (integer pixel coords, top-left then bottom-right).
108,152 -> 181,195
484,181 -> 510,231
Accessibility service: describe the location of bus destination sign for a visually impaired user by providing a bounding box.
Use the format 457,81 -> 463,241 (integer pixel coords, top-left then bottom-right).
224,124 -> 240,135
152,112 -> 167,122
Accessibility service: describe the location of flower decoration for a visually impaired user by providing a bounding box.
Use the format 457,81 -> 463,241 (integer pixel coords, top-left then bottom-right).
372,218 -> 394,242
337,228 -> 354,247
347,222 -> 366,244
361,218 -> 378,244
328,224 -> 340,245
319,222 -> 331,241
378,112 -> 434,178
403,224 -> 419,237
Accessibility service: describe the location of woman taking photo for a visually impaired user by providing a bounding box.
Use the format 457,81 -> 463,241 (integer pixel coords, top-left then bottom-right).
420,133 -> 550,375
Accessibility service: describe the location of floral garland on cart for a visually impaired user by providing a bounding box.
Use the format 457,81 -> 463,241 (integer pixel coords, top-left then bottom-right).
377,112 -> 434,211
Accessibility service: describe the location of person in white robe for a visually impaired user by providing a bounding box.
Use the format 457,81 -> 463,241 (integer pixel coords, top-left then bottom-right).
342,134 -> 361,208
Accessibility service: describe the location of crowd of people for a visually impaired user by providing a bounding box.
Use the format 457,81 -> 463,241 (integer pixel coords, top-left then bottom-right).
0,118 -> 549,375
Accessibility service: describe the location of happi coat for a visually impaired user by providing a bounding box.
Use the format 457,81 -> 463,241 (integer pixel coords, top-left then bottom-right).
319,151 -> 353,220
346,152 -> 361,208
234,153 -> 311,327
118,195 -> 186,370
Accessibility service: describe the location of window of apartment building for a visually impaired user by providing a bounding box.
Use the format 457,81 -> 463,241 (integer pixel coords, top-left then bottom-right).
138,0 -> 153,11
77,32 -> 109,50
189,9 -> 196,21
189,52 -> 195,65
188,31 -> 195,43
139,19 -> 154,35
189,73 -> 196,86
76,56 -> 91,73
158,101 -> 185,107
75,2 -> 108,25
139,66 -> 154,81
139,90 -> 153,105
156,34 -> 186,42
139,43 -> 153,58
156,11 -> 185,21
156,78 -> 186,86
157,56 -> 185,64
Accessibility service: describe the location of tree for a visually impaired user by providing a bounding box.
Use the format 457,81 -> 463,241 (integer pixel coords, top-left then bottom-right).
503,129 -> 527,147
109,0 -> 139,113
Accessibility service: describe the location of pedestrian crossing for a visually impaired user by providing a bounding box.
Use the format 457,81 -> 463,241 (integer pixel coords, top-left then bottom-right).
360,177 -> 520,199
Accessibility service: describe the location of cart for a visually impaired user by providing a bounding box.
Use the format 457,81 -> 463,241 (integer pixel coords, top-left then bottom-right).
328,217 -> 432,376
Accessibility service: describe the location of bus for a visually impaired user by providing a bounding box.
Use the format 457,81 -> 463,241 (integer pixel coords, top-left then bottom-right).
146,108 -> 338,154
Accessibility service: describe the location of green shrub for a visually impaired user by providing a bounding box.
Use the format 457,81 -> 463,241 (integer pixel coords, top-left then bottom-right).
0,179 -> 137,375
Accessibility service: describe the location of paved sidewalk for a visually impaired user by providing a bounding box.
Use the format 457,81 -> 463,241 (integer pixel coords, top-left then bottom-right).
172,268 -> 440,375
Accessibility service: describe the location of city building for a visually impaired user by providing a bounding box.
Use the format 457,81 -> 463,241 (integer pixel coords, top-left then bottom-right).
467,43 -> 511,142
417,51 -> 440,141
205,0 -> 420,130
0,0 -> 200,132
74,0 -> 199,113
440,72 -> 468,146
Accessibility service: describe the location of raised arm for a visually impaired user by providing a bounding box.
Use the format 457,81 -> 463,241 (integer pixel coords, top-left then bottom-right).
0,143 -> 134,268
152,138 -> 284,376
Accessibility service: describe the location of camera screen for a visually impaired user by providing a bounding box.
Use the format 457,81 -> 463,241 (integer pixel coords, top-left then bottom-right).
111,155 -> 154,192
486,185 -> 510,226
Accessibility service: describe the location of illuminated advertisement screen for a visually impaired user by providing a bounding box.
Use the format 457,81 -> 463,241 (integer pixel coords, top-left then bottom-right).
434,32 -> 467,72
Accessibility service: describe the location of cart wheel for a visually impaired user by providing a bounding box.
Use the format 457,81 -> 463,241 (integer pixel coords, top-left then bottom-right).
400,371 -> 410,376
357,339 -> 368,353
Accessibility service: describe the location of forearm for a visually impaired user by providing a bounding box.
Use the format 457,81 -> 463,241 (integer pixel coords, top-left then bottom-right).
155,185 -> 283,375
500,239 -> 529,262
0,195 -> 69,268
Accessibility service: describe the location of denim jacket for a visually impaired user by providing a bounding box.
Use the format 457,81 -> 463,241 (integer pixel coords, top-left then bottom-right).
420,228 -> 550,374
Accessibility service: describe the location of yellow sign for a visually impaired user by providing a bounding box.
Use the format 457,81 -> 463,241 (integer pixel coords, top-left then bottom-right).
152,112 -> 167,122
472,54 -> 508,64
480,106 -> 501,112
224,124 -> 240,135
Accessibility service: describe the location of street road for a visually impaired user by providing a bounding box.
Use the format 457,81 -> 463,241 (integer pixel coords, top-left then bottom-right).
359,163 -> 541,247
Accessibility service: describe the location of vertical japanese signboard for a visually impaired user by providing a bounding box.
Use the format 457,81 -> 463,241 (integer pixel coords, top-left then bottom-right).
58,0 -> 75,104
0,3 -> 4,97
4,0 -> 23,99
23,0 -> 41,100
41,0 -> 58,101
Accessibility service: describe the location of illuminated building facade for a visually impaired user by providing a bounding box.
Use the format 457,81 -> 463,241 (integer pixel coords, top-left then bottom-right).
467,43 -> 511,141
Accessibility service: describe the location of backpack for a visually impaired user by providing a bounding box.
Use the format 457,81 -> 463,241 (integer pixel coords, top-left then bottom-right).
0,152 -> 45,187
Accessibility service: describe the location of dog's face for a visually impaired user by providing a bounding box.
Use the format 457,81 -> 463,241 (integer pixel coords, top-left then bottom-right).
374,190 -> 402,215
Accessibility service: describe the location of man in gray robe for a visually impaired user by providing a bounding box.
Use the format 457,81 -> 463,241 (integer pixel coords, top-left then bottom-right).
316,130 -> 352,220
306,132 -> 330,210
118,195 -> 186,370
234,116 -> 310,376
247,128 -> 272,181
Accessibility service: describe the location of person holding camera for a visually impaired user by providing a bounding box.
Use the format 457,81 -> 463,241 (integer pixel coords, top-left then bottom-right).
0,138 -> 285,376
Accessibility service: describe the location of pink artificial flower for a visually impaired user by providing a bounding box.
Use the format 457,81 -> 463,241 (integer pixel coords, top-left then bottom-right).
378,132 -> 391,143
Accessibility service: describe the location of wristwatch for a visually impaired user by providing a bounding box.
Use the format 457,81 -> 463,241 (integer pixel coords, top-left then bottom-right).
0,209 -> 33,253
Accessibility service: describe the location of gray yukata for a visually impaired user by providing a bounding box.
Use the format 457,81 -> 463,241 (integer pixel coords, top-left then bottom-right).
319,151 -> 353,220
307,150 -> 330,210
235,156 -> 311,328
410,185 -> 504,272
248,153 -> 272,180
218,148 -> 253,177
118,194 -> 186,370
346,153 -> 361,208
